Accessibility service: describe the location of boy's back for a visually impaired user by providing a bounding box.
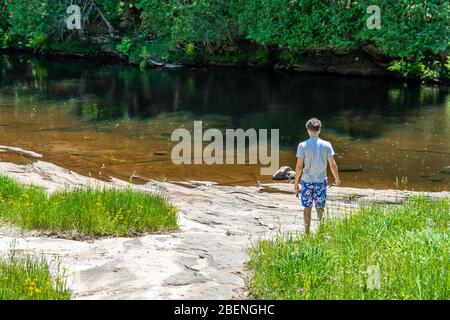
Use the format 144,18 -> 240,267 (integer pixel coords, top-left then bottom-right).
296,137 -> 334,183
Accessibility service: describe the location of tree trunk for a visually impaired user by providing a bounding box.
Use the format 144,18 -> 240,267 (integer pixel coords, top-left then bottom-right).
440,52 -> 448,65
92,1 -> 115,37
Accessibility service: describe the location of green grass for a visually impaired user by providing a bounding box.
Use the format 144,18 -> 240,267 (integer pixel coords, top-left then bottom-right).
247,197 -> 449,300
0,175 -> 178,238
0,253 -> 71,300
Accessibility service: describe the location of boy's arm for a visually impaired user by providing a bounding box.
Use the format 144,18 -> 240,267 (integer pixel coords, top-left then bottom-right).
327,156 -> 341,186
294,157 -> 304,192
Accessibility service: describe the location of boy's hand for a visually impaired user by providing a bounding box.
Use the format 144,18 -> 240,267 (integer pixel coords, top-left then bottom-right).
333,179 -> 341,186
294,183 -> 300,197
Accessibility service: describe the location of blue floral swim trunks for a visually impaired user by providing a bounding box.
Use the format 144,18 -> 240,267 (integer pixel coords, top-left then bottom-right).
300,180 -> 327,208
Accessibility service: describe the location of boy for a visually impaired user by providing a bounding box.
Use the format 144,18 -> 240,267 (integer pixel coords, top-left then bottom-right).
294,118 -> 341,234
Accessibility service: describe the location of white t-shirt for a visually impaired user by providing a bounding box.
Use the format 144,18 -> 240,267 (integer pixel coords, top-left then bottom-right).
296,136 -> 335,183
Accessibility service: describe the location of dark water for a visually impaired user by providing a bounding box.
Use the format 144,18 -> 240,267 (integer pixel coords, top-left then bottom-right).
0,53 -> 449,191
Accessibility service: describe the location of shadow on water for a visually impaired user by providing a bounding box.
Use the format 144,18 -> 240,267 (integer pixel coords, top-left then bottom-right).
0,53 -> 449,191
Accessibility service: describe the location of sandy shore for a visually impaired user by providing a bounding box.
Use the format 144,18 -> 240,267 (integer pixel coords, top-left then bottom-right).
0,159 -> 448,299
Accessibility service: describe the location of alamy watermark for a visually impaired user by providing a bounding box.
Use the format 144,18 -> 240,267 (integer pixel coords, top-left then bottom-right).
66,5 -> 81,30
367,5 -> 381,30
170,121 -> 279,176
367,265 -> 381,290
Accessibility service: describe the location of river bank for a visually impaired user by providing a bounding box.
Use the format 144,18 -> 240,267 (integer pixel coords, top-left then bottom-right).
2,44 -> 448,84
0,156 -> 447,299
1,1 -> 448,85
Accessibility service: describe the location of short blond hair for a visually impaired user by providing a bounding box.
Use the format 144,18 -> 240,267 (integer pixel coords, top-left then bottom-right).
306,118 -> 321,132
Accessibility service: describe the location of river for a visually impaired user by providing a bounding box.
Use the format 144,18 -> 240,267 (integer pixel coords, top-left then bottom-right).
0,53 -> 448,191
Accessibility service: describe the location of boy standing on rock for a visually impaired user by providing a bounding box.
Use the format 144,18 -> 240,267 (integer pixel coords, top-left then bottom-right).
294,118 -> 341,234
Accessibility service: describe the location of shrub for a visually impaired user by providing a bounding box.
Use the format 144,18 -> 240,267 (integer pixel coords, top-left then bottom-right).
0,175 -> 178,238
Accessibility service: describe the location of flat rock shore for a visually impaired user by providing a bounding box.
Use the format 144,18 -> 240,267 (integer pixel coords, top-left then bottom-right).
0,160 -> 448,299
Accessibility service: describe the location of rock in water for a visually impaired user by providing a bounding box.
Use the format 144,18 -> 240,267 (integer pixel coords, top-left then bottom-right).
428,175 -> 443,182
287,170 -> 296,180
339,167 -> 363,172
273,166 -> 294,180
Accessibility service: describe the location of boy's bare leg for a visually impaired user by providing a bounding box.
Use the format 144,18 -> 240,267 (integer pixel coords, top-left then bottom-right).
303,206 -> 312,235
316,207 -> 324,222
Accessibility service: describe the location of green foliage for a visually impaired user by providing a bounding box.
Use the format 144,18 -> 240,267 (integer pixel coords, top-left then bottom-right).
279,49 -> 296,65
138,45 -> 149,69
80,102 -> 100,121
134,0 -> 449,78
0,175 -> 179,238
238,0 -> 449,56
388,59 -> 427,77
137,0 -> 176,38
248,197 -> 449,299
115,36 -> 176,65
97,0 -> 127,21
0,253 -> 71,300
143,38 -> 174,61
238,0 -> 368,50
0,29 -> 9,48
116,36 -> 134,55
445,59 -> 450,77
7,0 -> 66,49
0,0 -> 11,48
254,47 -> 269,65
0,0 -> 8,30
359,0 -> 449,59
184,42 -> 195,56
388,58 -> 448,80
171,0 -> 235,44
47,39 -> 103,56
0,0 -> 447,80
0,251 -> 71,300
